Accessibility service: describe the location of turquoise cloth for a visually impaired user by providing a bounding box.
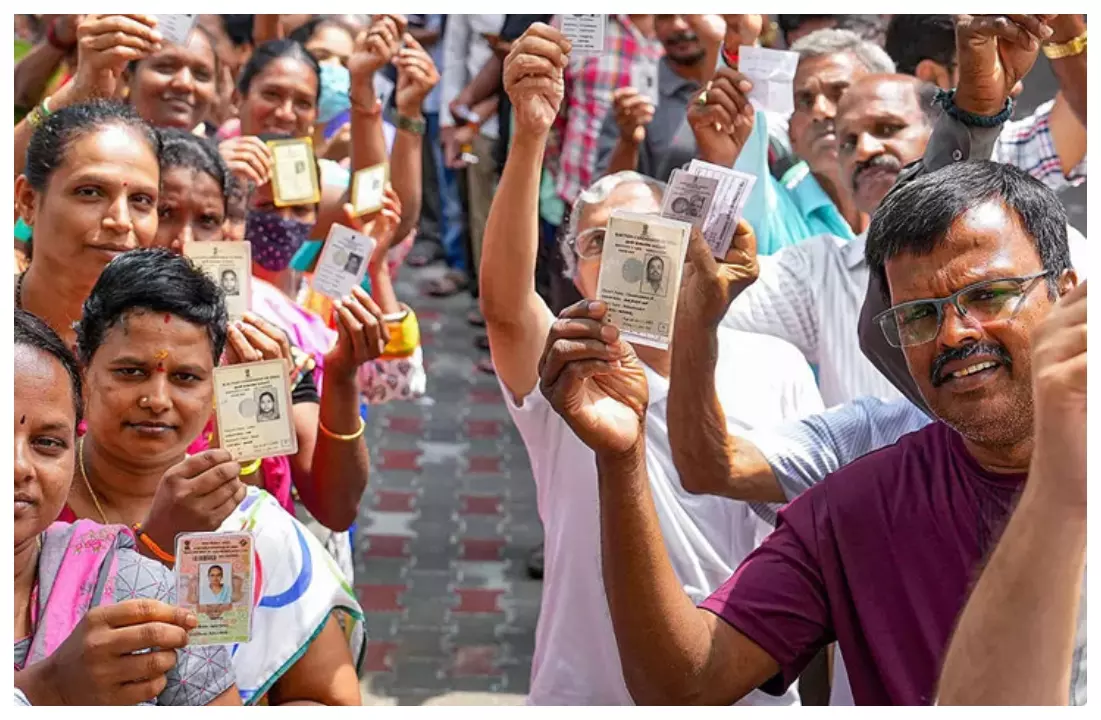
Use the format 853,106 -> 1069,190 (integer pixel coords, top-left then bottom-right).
734,111 -> 855,256
15,218 -> 32,242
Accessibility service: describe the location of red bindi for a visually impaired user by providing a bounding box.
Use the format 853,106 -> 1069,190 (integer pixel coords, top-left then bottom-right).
156,363 -> 166,373
164,314 -> 171,324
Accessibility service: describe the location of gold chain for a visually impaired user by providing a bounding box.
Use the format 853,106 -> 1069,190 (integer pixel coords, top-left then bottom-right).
77,437 -> 110,524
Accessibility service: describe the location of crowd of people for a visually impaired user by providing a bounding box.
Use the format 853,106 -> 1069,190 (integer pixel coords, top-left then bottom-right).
11,13 -> 1087,706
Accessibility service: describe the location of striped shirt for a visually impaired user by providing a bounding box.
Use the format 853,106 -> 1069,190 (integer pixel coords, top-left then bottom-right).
994,99 -> 1087,193
722,231 -> 899,407
548,15 -> 664,205
746,396 -> 932,527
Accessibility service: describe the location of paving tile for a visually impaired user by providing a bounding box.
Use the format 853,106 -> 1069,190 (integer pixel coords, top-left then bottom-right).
357,583 -> 408,613
448,646 -> 499,677
451,588 -> 506,615
365,640 -> 399,672
457,494 -> 504,516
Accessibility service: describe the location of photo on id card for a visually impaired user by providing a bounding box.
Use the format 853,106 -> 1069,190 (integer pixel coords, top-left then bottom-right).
351,162 -> 389,216
175,531 -> 254,646
213,359 -> 298,461
183,241 -> 251,323
661,169 -> 719,230
311,224 -> 377,300
267,137 -> 321,207
595,211 -> 692,350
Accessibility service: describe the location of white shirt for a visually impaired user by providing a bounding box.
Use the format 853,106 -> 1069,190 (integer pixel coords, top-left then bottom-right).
439,14 -> 504,137
722,232 -> 900,407
503,321 -> 824,706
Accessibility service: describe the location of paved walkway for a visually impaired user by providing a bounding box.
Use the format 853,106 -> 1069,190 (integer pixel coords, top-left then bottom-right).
352,264 -> 542,705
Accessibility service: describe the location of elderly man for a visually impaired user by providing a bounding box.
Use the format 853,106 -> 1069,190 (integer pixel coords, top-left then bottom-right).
539,157 -> 1087,706
480,22 -> 825,705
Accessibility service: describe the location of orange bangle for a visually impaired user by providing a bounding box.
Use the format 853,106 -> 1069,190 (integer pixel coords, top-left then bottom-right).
132,523 -> 176,564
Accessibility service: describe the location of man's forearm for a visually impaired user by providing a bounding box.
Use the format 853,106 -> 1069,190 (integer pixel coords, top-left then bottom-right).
605,137 -> 641,175
595,438 -> 727,705
668,325 -> 783,502
1047,16 -> 1087,124
459,55 -> 504,109
479,131 -> 544,321
937,477 -> 1085,705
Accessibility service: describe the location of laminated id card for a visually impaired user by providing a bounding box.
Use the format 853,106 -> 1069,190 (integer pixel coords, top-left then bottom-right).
175,531 -> 255,646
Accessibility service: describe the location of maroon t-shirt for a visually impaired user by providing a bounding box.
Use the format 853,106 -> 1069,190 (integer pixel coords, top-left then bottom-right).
701,421 -> 1025,705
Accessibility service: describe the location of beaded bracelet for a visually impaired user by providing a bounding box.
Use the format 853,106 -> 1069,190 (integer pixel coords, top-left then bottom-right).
132,523 -> 176,564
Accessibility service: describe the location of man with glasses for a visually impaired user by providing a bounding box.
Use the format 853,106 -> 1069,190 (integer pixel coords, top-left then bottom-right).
538,158 -> 1087,706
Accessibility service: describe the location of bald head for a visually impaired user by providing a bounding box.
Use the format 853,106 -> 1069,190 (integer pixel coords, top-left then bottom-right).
836,74 -> 939,214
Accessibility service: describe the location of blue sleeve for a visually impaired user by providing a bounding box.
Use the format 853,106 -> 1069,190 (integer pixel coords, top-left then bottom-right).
734,111 -> 811,256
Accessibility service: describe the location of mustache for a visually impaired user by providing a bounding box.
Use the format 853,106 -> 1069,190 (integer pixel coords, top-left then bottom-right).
852,154 -> 902,187
931,342 -> 1013,387
666,31 -> 699,45
810,120 -> 836,142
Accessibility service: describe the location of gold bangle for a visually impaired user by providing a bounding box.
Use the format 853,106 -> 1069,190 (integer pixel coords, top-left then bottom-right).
239,458 -> 263,476
1043,29 -> 1087,59
319,416 -> 366,442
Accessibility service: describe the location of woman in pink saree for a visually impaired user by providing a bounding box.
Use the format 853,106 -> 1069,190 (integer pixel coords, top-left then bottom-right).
13,309 -> 240,706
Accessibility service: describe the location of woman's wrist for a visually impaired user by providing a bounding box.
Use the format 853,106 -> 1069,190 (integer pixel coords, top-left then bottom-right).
16,661 -> 62,706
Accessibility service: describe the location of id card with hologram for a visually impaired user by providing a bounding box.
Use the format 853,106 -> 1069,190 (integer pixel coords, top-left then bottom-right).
351,162 -> 389,217
311,224 -> 377,300
183,241 -> 251,323
267,137 -> 322,207
213,359 -> 297,461
175,531 -> 254,646
595,211 -> 692,350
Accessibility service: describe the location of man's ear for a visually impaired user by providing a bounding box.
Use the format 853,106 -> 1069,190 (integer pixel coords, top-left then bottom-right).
14,175 -> 38,229
914,59 -> 951,90
1058,268 -> 1080,297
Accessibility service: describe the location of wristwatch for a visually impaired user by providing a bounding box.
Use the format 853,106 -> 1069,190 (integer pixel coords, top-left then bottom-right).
1043,29 -> 1087,60
397,114 -> 427,136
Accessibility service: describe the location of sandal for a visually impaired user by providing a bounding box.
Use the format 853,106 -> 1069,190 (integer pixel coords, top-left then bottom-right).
421,270 -> 469,297
475,356 -> 496,375
473,333 -> 490,351
406,241 -> 444,268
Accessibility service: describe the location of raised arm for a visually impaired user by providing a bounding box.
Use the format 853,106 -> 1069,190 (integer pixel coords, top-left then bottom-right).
938,281 -> 1086,705
539,300 -> 780,705
388,34 -> 439,245
14,16 -> 78,110
670,224 -> 786,503
480,23 -> 569,401
14,14 -> 160,178
1045,14 -> 1086,125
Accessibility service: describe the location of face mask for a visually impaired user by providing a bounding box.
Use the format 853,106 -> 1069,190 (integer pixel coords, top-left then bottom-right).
245,212 -> 312,272
318,62 -> 351,126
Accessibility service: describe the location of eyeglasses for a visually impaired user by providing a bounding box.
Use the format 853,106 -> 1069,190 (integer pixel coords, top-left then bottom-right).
874,271 -> 1052,348
569,227 -> 606,260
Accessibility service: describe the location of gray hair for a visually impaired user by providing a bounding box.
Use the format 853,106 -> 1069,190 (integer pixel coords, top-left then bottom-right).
560,171 -> 665,279
790,28 -> 896,75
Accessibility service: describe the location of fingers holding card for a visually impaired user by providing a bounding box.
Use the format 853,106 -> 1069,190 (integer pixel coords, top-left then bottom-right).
267,138 -> 322,208
213,360 -> 298,462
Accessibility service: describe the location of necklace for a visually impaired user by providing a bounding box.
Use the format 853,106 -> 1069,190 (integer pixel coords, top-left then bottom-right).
16,271 -> 26,309
78,437 -> 110,524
